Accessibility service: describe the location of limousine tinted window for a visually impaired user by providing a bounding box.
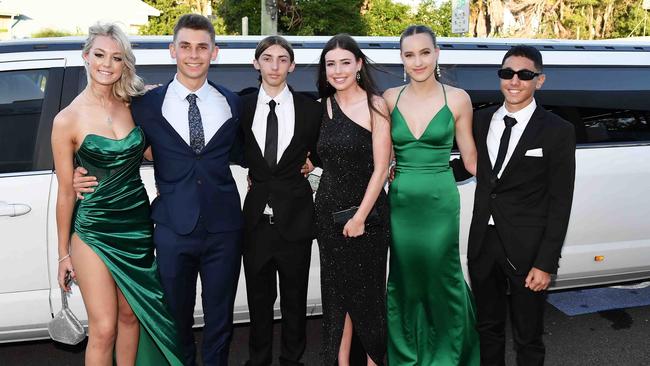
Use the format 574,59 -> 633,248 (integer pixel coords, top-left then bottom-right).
0,69 -> 48,173
453,65 -> 650,145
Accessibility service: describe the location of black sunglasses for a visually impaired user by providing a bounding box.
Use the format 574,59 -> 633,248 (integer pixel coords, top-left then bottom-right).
497,68 -> 540,81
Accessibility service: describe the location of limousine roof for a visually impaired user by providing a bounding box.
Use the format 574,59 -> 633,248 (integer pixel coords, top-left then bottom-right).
1,35 -> 649,53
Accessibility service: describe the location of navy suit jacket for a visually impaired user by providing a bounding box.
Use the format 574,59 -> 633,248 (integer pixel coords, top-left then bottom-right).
131,80 -> 244,235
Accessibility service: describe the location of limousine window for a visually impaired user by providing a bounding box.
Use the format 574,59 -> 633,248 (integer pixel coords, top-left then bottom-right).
0,69 -> 48,174
453,65 -> 650,145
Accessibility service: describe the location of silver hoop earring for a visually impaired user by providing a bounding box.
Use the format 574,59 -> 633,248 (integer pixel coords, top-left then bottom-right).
356,71 -> 361,83
436,63 -> 441,79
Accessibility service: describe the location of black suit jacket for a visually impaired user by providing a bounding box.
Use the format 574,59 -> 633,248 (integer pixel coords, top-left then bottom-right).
467,104 -> 576,274
240,89 -> 322,241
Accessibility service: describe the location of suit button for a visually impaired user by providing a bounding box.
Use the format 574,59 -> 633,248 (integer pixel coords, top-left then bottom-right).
490,193 -> 497,199
197,179 -> 202,185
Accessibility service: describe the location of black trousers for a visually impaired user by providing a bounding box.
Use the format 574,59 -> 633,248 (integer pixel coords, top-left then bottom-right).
468,226 -> 546,366
243,216 -> 312,366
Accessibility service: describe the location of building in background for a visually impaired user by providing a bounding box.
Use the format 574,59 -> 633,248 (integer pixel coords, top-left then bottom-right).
0,0 -> 160,40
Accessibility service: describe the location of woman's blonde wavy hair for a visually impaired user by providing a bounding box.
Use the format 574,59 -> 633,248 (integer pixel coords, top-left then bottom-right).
82,23 -> 144,103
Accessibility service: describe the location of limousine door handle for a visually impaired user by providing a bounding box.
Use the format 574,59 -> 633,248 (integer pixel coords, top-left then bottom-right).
0,201 -> 32,217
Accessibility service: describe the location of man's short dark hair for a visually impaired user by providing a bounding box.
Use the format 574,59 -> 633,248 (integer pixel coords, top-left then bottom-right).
501,45 -> 544,72
255,35 -> 295,63
173,14 -> 215,44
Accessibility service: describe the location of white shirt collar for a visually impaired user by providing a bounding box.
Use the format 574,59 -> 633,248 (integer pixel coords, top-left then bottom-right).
496,99 -> 537,126
256,84 -> 292,106
170,74 -> 211,102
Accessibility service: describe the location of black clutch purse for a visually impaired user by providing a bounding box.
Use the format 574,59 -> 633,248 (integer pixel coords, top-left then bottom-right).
332,206 -> 379,225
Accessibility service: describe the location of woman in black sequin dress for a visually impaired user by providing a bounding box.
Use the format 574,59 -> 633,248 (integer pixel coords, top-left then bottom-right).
314,34 -> 392,366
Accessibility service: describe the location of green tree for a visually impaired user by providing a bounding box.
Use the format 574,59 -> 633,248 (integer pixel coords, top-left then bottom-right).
292,0 -> 366,35
140,0 -> 192,35
363,0 -> 413,36
412,0 -> 453,36
216,0 -> 260,35
470,0 -> 648,39
609,0 -> 649,38
140,0 -> 228,35
32,28 -> 76,38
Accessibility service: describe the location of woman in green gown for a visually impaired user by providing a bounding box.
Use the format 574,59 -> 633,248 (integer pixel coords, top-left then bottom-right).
52,23 -> 183,365
383,25 -> 480,365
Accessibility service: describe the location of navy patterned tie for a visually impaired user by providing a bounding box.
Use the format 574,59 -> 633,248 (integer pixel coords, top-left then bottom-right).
186,93 -> 205,153
492,115 -> 518,177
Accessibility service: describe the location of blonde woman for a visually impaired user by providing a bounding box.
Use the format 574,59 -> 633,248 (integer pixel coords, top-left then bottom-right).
52,23 -> 183,365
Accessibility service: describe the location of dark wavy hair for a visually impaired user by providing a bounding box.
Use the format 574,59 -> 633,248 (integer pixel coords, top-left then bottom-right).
317,34 -> 385,123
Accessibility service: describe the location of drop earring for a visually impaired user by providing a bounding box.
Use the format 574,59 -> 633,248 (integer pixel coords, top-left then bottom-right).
403,69 -> 407,82
435,63 -> 441,79
356,71 -> 361,83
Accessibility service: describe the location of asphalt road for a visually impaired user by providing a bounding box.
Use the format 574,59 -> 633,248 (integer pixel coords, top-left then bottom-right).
1,301 -> 649,365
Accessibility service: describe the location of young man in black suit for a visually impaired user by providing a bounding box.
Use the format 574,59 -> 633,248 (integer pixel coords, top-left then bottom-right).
466,45 -> 576,365
240,36 -> 321,366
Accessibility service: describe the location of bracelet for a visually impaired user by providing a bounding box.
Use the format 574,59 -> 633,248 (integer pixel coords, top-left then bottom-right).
58,254 -> 70,263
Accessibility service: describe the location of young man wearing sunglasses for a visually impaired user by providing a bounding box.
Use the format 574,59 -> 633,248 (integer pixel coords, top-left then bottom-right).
464,45 -> 576,365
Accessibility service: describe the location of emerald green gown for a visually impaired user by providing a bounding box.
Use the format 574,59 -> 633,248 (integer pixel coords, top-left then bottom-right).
387,86 -> 480,365
72,127 -> 184,365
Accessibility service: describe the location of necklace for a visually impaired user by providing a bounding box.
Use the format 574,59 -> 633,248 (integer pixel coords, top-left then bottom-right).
86,91 -> 113,125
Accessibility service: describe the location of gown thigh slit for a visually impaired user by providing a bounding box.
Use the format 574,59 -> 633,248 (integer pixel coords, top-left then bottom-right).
72,127 -> 183,365
387,86 -> 480,365
315,97 -> 390,365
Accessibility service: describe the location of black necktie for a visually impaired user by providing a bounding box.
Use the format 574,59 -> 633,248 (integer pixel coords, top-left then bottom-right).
264,99 -> 278,169
186,94 -> 205,153
492,115 -> 518,177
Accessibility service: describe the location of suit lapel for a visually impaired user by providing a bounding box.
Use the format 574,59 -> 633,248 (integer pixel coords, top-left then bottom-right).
202,81 -> 240,151
498,106 -> 545,181
275,91 -> 302,169
154,82 -> 195,154
244,91 -> 265,157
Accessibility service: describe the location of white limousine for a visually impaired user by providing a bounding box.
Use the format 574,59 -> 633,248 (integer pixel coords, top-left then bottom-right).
0,36 -> 649,343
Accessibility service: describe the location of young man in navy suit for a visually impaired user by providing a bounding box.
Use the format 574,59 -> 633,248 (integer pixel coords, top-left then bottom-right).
240,36 -> 321,366
464,46 -> 576,366
74,14 -> 243,366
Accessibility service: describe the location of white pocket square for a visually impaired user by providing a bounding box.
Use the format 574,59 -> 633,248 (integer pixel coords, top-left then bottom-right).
525,148 -> 543,157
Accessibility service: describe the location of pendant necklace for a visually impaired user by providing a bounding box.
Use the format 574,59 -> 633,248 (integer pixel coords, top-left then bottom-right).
87,91 -> 113,125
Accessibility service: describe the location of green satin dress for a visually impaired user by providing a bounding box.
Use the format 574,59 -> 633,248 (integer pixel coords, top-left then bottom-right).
387,86 -> 480,365
72,127 -> 183,365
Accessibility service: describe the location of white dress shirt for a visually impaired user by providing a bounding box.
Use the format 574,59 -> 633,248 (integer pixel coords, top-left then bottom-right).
251,84 -> 295,215
486,99 -> 537,224
251,84 -> 295,163
161,74 -> 232,147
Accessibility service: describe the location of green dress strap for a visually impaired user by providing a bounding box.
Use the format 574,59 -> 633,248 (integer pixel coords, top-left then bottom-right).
395,85 -> 408,105
441,83 -> 448,105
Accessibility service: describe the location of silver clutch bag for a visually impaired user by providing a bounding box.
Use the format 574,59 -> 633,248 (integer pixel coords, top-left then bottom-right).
48,279 -> 86,345
307,173 -> 320,192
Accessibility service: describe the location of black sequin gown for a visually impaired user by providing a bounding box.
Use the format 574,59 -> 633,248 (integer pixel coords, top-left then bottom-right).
314,97 -> 390,365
